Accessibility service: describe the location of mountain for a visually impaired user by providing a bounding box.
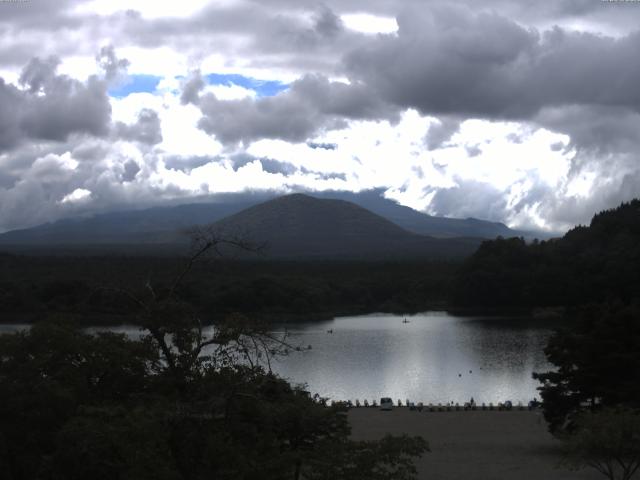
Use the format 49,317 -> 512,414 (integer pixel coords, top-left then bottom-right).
209,193 -> 481,259
0,199 -> 259,246
0,194 -> 483,259
312,190 -> 549,239
0,190 -> 544,249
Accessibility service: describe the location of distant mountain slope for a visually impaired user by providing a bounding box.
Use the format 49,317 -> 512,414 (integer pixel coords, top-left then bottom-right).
0,200 -> 258,245
211,194 -> 481,259
0,190 -> 546,248
312,190 -> 549,239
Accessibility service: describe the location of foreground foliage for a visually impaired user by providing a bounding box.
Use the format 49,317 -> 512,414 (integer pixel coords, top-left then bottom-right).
560,408 -> 640,480
0,233 -> 427,479
534,304 -> 640,479
0,318 -> 427,480
533,304 -> 640,433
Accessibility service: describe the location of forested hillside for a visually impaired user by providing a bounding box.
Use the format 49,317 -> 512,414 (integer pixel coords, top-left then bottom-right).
453,200 -> 640,307
0,256 -> 456,324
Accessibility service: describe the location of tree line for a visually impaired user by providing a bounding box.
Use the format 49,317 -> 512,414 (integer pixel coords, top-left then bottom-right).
0,255 -> 456,324
453,199 -> 640,308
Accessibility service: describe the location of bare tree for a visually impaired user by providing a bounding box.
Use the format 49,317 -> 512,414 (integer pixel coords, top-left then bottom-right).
95,226 -> 296,390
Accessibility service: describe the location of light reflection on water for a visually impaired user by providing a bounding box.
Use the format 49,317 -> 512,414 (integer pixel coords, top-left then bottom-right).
267,312 -> 553,404
1,312 -> 553,404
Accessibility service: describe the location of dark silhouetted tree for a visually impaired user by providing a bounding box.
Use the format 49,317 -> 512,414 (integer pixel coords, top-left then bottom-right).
533,304 -> 640,433
560,407 -> 640,480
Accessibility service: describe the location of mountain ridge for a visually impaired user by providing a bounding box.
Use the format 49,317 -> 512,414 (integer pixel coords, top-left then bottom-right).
0,190 -> 545,247
207,194 -> 482,259
311,190 -> 544,239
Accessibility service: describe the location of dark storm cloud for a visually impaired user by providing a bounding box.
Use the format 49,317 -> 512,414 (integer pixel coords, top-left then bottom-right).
2,0 -> 638,80
121,160 -> 140,182
344,6 -> 640,120
180,71 -> 206,105
0,56 -> 111,152
0,168 -> 18,189
18,56 -> 60,93
307,141 -> 337,150
97,45 -> 130,82
0,41 -> 162,234
195,74 -> 397,145
114,108 -> 163,145
0,1 -> 105,69
260,158 -> 298,175
0,80 -> 23,151
550,142 -> 564,152
20,75 -> 111,142
155,3 -> 640,166
312,4 -> 344,38
229,153 -> 258,171
245,0 -> 640,36
4,2 -> 637,134
507,133 -> 525,144
300,167 -> 347,181
424,117 -> 461,150
109,2 -> 364,76
164,155 -> 217,173
0,42 -> 39,67
465,145 -> 482,157
71,141 -> 110,162
0,0 -> 88,29
536,105 -> 640,156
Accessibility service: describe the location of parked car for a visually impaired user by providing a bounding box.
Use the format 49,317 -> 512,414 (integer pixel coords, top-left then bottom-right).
380,397 -> 393,411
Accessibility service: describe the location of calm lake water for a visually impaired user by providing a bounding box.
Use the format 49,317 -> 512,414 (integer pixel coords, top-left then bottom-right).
268,312 -> 553,405
0,312 -> 553,404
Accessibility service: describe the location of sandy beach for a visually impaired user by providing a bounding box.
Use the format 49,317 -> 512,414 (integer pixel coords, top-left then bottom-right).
349,408 -> 603,480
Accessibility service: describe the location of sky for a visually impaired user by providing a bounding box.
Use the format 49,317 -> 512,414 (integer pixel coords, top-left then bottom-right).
1,0 -> 640,234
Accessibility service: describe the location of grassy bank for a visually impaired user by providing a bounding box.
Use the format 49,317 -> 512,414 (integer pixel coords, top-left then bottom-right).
349,409 -> 600,480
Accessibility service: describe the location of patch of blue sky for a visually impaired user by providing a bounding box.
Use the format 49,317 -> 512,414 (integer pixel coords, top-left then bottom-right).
107,73 -> 289,98
206,73 -> 289,97
108,75 -> 162,98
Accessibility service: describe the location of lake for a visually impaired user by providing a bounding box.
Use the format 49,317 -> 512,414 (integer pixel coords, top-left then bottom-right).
268,312 -> 552,405
0,312 -> 553,405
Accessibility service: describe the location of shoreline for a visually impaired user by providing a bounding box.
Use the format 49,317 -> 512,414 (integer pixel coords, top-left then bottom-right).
0,306 -> 547,327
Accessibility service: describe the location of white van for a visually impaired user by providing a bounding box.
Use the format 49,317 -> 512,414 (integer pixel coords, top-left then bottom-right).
380,397 -> 393,411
